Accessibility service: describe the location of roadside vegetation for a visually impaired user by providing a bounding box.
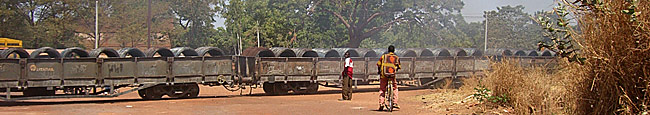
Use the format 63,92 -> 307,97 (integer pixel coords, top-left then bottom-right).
1,0 -> 549,53
418,0 -> 649,114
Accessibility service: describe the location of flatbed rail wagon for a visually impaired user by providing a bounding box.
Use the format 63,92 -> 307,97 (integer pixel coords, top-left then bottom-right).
0,47 -> 556,101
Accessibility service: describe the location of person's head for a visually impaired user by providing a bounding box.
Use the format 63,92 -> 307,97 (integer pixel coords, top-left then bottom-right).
344,52 -> 350,58
388,45 -> 395,53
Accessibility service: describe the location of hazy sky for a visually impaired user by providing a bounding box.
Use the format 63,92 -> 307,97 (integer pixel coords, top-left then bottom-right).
462,0 -> 555,22
212,0 -> 556,27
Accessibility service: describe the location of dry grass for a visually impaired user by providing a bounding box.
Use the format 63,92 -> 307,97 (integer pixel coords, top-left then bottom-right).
416,77 -> 516,114
421,2 -> 650,114
483,59 -> 587,114
572,0 -> 650,114
479,1 -> 650,114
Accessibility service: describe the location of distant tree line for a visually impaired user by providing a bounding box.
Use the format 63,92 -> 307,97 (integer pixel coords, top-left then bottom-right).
0,0 -> 549,53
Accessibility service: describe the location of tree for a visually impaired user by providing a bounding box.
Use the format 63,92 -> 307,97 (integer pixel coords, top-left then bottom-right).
170,0 -> 220,48
208,27 -> 236,54
0,0 -> 83,48
484,5 -> 546,49
292,7 -> 349,48
222,0 -> 318,49
355,0 -> 468,48
309,0 -> 465,48
104,0 -> 173,48
67,0 -> 174,48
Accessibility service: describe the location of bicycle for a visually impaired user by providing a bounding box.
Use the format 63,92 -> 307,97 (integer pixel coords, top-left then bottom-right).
383,76 -> 396,112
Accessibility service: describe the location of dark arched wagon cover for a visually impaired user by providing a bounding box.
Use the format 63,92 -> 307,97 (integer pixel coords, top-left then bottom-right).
0,48 -> 30,58
426,48 -> 452,57
270,47 -> 296,57
145,47 -> 174,57
408,48 -> 434,57
171,47 -> 198,57
117,48 -> 146,57
462,48 -> 483,57
372,48 -> 388,56
332,48 -> 359,57
30,47 -> 60,58
354,48 -> 377,57
395,49 -> 417,57
290,48 -> 319,57
514,50 -> 527,56
447,48 -> 467,56
89,47 -> 120,58
540,50 -> 555,56
196,47 -> 224,57
526,50 -> 539,56
242,47 -> 274,57
485,48 -> 513,56
312,48 -> 339,57
61,47 -> 89,58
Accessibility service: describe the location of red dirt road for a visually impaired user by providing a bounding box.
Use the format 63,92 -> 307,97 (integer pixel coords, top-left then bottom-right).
0,85 -> 437,115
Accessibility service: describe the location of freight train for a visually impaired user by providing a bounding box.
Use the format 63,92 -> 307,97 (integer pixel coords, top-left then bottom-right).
0,47 -> 555,101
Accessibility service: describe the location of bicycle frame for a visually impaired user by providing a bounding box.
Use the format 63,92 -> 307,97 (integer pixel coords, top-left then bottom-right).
384,77 -> 395,112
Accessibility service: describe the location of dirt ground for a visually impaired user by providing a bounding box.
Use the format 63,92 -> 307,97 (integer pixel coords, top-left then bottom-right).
0,85 -> 469,115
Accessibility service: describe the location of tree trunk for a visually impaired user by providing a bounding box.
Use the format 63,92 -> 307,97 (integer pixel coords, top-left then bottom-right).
345,28 -> 363,48
346,37 -> 362,48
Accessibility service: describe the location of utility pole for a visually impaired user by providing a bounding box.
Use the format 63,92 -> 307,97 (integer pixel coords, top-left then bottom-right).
147,0 -> 151,49
95,0 -> 99,49
237,33 -> 242,55
257,20 -> 260,47
484,14 -> 488,52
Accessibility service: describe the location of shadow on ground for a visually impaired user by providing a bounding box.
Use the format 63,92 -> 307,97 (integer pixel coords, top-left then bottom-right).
0,85 -> 426,107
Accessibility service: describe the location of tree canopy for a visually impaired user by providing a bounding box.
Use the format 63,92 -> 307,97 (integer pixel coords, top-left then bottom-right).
308,0 -> 466,48
0,0 -> 547,52
484,5 -> 547,49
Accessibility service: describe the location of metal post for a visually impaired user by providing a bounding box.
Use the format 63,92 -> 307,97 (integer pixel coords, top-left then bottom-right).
6,88 -> 10,99
257,20 -> 260,47
238,33 -> 242,55
484,14 -> 488,51
147,0 -> 151,49
95,0 -> 99,49
110,85 -> 114,94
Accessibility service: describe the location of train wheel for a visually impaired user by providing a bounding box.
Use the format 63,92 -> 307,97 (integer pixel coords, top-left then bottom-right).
186,83 -> 199,98
179,83 -> 199,98
306,83 -> 319,94
273,83 -> 289,95
263,82 -> 277,95
139,86 -> 163,100
263,82 -> 289,95
137,89 -> 146,98
147,87 -> 164,99
166,85 -> 185,98
289,82 -> 311,94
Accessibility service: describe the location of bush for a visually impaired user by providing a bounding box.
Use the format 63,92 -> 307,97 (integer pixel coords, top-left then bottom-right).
483,1 -> 650,114
536,0 -> 650,114
482,59 -> 585,114
472,84 -> 508,105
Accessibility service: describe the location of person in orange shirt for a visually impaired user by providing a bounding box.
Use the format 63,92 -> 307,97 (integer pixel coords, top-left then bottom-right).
377,45 -> 401,110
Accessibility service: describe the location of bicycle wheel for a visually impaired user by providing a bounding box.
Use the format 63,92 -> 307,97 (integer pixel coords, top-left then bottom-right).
387,81 -> 394,112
